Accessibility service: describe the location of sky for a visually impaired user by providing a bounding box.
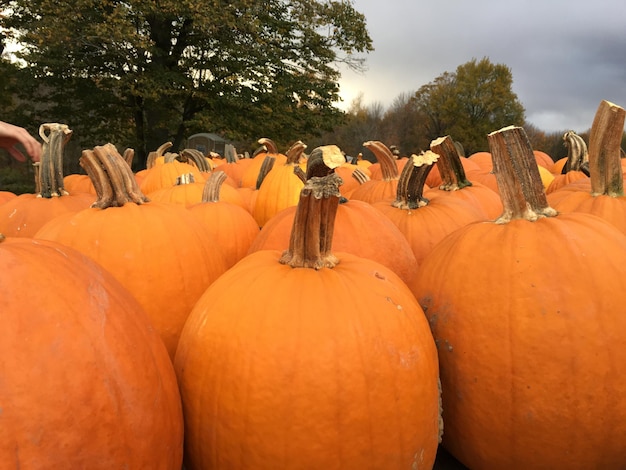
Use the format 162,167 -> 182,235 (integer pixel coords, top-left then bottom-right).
335,0 -> 626,134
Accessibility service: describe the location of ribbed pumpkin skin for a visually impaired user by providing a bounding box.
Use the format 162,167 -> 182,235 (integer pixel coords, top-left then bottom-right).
35,202 -> 228,360
0,192 -> 95,237
0,237 -> 183,468
410,213 -> 626,469
175,250 -> 441,470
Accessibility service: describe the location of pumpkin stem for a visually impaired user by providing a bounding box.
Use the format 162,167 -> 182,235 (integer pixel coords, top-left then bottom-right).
123,148 -> 135,168
351,168 -> 370,185
587,100 -> 625,197
201,170 -> 227,203
257,137 -> 278,154
256,156 -> 276,189
488,126 -> 557,223
146,141 -> 173,169
430,135 -> 472,191
37,123 -> 72,198
293,165 -> 307,184
279,171 -> 343,269
176,173 -> 195,185
286,141 -> 307,165
363,141 -> 399,180
561,131 -> 589,175
181,148 -> 212,172
80,143 -> 150,209
392,151 -> 438,210
305,145 -> 345,180
224,144 -> 239,163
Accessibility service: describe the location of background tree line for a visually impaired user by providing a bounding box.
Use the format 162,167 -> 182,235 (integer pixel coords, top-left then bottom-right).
2,2 -> 623,194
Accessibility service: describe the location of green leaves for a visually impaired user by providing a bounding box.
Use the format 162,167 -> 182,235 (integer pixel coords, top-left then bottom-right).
2,0 -> 373,165
413,57 -> 526,155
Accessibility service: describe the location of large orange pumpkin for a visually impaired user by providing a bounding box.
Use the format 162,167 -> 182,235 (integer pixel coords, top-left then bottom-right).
0,235 -> 183,468
35,144 -> 228,360
410,124 -> 626,469
175,163 -> 441,469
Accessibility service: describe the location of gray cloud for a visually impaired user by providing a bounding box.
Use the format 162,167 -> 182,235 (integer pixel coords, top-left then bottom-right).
337,0 -> 626,133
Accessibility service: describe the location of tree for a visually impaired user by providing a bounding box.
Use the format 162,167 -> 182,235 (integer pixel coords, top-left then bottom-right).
2,0 -> 373,167
412,57 -> 525,155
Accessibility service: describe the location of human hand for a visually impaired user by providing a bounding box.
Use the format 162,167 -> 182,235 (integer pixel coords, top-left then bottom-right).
0,121 -> 42,162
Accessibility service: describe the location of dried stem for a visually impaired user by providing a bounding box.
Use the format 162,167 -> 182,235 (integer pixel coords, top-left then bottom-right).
587,100 -> 625,197
305,145 -> 345,180
364,141 -> 399,180
279,172 -> 343,269
430,135 -> 472,191
37,123 -> 72,198
201,171 -> 228,203
488,126 -> 557,223
80,143 -> 150,209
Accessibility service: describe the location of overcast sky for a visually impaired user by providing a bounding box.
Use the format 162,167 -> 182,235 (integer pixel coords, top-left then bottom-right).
336,0 -> 626,134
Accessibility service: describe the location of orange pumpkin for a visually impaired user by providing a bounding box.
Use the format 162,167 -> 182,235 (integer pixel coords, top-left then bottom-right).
349,141 -> 406,204
410,124 -> 626,469
252,141 -> 307,227
373,150 -> 487,265
240,138 -> 288,189
35,144 -> 228,360
189,171 -> 260,268
0,235 -> 183,468
175,162 -> 441,469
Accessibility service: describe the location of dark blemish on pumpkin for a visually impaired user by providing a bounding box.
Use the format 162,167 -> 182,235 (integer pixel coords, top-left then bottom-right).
374,271 -> 385,280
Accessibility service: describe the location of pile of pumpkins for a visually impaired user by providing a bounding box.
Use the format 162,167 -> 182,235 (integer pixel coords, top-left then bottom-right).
2,99 -> 626,469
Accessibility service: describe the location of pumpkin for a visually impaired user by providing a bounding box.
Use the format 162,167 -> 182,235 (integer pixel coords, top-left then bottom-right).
373,150 -> 487,265
0,190 -> 17,205
35,144 -> 228,360
174,157 -> 441,469
139,145 -> 207,195
349,141 -> 407,204
410,124 -> 626,469
0,123 -> 94,237
0,235 -> 183,468
189,170 -> 260,268
252,141 -> 307,227
240,138 -> 288,189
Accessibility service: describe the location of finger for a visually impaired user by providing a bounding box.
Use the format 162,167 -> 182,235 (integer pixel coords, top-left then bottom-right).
7,146 -> 27,162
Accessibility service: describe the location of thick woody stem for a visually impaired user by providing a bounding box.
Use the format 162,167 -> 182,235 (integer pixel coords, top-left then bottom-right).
256,156 -> 276,189
305,145 -> 345,180
201,171 -> 228,203
80,150 -> 115,208
351,168 -> 370,185
257,137 -> 278,154
286,141 -> 307,165
364,141 -> 399,180
279,172 -> 342,269
224,144 -> 239,163
430,135 -> 472,191
80,144 -> 150,209
146,141 -> 173,169
123,148 -> 135,168
37,123 -> 72,198
181,148 -> 211,172
587,100 -> 625,197
562,131 -> 589,174
488,126 -> 557,223
392,152 -> 437,210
